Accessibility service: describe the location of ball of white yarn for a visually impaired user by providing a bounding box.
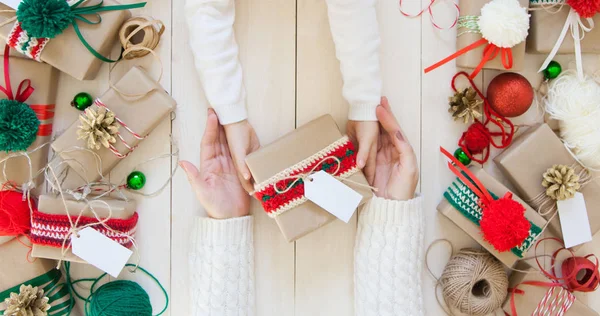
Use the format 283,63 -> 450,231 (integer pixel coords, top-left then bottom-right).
546,71 -> 600,169
478,0 -> 530,48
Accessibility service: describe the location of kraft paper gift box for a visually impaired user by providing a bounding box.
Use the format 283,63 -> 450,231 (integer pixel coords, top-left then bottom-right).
0,238 -> 56,297
0,1 -> 131,80
502,262 -> 599,316
52,66 -> 176,182
0,51 -> 58,187
456,0 -> 529,72
245,115 -> 373,242
437,167 -> 547,268
30,195 -> 137,263
494,124 -> 600,242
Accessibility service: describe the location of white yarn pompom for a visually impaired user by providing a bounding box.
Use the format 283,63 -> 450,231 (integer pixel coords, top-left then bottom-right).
545,71 -> 600,169
478,0 -> 530,48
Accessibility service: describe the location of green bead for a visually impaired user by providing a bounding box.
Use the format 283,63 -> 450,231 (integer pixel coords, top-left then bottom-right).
71,92 -> 93,111
543,61 -> 562,80
127,171 -> 146,190
453,148 -> 472,166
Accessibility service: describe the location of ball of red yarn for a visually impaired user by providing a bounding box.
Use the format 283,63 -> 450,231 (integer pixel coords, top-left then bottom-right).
463,122 -> 490,154
480,192 -> 531,252
567,0 -> 600,18
0,190 -> 33,237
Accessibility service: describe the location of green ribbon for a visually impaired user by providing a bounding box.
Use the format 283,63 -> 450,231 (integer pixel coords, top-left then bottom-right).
0,268 -> 74,316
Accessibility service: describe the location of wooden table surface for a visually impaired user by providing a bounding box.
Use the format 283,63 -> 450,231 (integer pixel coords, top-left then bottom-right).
54,0 -> 600,315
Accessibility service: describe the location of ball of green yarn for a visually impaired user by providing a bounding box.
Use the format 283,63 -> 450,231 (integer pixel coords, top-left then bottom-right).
0,99 -> 39,152
88,280 -> 153,316
17,0 -> 74,39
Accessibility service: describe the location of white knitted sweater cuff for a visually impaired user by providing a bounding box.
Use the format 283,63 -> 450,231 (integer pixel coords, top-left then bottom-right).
193,216 -> 253,246
212,101 -> 248,125
348,103 -> 378,122
360,195 -> 423,225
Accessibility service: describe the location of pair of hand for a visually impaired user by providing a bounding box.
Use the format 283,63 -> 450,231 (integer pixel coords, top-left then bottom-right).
180,97 -> 418,219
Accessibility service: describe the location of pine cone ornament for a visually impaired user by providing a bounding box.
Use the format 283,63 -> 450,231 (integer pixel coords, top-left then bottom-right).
542,165 -> 581,201
449,87 -> 483,124
77,106 -> 120,150
4,284 -> 51,316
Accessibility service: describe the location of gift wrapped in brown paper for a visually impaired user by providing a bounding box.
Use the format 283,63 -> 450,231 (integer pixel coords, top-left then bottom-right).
0,238 -> 56,293
437,166 -> 547,268
0,47 -> 57,187
494,124 -> 600,243
52,66 -> 176,182
0,0 -> 145,80
30,195 -> 138,263
246,115 -> 373,242
502,262 -> 598,316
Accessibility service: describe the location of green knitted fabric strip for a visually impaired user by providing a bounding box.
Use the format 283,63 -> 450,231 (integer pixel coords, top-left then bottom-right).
530,0 -> 565,5
444,177 -> 542,258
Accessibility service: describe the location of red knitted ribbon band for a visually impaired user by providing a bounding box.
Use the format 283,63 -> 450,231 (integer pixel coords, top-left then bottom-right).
7,22 -> 49,62
254,136 -> 359,218
92,99 -> 146,159
30,210 -> 139,248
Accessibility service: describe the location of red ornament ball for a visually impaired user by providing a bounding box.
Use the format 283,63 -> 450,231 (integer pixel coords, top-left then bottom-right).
567,0 -> 600,18
0,190 -> 33,237
487,72 -> 534,117
480,192 -> 531,252
463,122 -> 490,154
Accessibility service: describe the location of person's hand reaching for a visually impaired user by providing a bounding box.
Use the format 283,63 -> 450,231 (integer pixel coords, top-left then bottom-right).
347,120 -> 379,184
223,119 -> 260,193
180,109 -> 250,219
371,97 -> 419,201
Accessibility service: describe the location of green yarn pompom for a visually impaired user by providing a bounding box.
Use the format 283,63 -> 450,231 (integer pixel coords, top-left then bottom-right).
0,99 -> 39,152
17,0 -> 74,39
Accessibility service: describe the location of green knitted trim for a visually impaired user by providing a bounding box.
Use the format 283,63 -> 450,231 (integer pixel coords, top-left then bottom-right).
530,0 -> 565,5
444,177 -> 542,258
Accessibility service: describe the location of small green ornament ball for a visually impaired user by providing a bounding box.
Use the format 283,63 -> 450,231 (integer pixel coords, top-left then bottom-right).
543,61 -> 562,80
127,171 -> 146,190
71,92 -> 93,111
453,148 -> 471,166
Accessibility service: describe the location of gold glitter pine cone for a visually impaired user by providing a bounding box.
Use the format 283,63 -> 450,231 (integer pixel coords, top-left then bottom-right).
542,165 -> 581,201
77,107 -> 120,150
4,284 -> 51,316
448,87 -> 483,124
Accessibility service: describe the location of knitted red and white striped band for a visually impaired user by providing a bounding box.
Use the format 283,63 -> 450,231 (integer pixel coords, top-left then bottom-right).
7,22 -> 49,62
30,210 -> 139,249
92,99 -> 146,159
253,136 -> 359,218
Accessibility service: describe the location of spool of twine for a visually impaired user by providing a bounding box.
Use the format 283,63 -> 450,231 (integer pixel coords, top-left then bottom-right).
119,16 -> 165,60
439,248 -> 509,316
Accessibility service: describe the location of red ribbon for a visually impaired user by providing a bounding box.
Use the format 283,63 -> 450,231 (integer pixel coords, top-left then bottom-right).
0,45 -> 54,137
440,146 -> 494,204
425,38 -> 514,79
399,0 -> 460,29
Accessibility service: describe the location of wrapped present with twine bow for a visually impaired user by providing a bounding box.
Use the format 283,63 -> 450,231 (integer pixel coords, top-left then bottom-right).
0,0 -> 146,80
52,66 -> 176,182
245,115 -> 373,242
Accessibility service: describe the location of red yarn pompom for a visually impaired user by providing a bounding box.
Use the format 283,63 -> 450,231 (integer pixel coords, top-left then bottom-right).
567,0 -> 600,18
0,190 -> 33,237
463,122 -> 490,154
480,192 -> 531,252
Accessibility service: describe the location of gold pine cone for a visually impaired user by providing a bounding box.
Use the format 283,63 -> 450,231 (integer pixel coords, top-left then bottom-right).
542,165 -> 581,201
4,284 -> 51,316
448,87 -> 483,124
76,106 -> 120,151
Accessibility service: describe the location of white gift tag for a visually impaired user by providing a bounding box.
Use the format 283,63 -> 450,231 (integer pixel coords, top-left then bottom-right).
71,227 -> 133,278
1,0 -> 21,9
557,192 -> 592,248
304,171 -> 362,223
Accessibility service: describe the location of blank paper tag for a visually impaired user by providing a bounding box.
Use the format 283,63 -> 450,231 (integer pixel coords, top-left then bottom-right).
557,192 -> 592,248
71,227 -> 133,278
1,0 -> 21,9
304,171 -> 362,223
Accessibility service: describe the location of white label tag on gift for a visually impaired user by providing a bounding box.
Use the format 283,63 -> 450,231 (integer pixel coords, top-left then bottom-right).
304,170 -> 362,223
557,192 -> 592,248
71,227 -> 133,278
1,0 -> 21,9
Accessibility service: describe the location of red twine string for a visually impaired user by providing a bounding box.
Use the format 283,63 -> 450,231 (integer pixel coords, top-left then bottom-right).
399,0 -> 460,29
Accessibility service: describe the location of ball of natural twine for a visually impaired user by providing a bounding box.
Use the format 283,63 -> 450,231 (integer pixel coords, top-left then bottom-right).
440,249 -> 508,316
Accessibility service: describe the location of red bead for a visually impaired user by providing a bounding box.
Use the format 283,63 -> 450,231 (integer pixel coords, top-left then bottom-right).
487,72 -> 534,118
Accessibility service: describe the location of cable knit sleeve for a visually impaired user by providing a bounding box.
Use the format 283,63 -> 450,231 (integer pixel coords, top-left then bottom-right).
354,196 -> 424,316
185,0 -> 248,125
189,216 -> 255,316
325,0 -> 382,121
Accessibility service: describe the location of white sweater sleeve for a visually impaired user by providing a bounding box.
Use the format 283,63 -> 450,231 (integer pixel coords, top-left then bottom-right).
326,0 -> 382,121
189,216 -> 255,316
354,196 -> 424,316
185,0 -> 248,125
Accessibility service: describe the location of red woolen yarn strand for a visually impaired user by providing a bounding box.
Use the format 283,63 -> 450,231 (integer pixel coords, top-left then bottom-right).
567,0 -> 600,18
0,190 -> 33,237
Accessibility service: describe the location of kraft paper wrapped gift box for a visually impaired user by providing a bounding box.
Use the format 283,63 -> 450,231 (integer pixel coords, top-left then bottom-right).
30,195 -> 137,263
0,52 -> 58,186
456,0 -> 529,72
52,66 -> 176,182
437,167 -> 547,268
494,124 -> 600,242
245,115 -> 373,242
502,262 -> 598,316
0,1 -> 131,80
